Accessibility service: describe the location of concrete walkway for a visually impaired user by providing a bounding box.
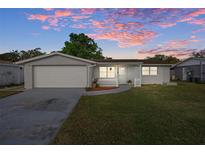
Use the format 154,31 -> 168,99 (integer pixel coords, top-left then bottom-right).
85,85 -> 131,96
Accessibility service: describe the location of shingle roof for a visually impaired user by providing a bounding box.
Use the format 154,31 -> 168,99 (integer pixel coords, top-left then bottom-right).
95,59 -> 174,64
171,57 -> 205,69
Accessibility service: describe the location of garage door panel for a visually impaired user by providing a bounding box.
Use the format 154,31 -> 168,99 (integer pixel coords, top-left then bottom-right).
34,66 -> 87,88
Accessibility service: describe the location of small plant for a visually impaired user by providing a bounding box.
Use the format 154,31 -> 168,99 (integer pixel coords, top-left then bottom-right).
127,80 -> 132,86
92,78 -> 98,88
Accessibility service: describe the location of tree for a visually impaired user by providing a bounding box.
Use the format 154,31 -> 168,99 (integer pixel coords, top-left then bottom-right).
192,49 -> 205,58
0,50 -> 20,62
146,54 -> 180,64
0,48 -> 45,62
61,33 -> 104,60
19,48 -> 45,60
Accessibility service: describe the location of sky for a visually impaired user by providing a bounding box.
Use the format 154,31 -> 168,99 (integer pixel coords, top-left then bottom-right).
1,8 -> 205,59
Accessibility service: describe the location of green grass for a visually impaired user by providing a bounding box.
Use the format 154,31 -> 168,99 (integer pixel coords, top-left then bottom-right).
52,82 -> 205,144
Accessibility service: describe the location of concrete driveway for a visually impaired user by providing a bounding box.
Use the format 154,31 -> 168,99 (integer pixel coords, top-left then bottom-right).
0,88 -> 85,145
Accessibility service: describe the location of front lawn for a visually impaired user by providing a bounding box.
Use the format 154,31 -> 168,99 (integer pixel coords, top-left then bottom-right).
53,82 -> 205,144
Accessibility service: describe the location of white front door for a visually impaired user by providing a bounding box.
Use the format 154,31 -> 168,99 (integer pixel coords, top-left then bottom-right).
118,66 -> 127,84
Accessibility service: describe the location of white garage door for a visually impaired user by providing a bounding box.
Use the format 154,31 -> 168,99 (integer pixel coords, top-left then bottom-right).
33,66 -> 87,88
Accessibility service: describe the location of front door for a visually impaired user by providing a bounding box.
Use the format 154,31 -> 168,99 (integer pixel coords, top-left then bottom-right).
118,66 -> 127,84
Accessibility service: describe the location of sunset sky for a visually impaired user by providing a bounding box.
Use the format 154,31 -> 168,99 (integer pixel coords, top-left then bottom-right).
1,8 -> 205,59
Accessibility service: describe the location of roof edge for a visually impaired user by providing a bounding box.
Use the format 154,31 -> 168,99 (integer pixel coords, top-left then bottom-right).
15,52 -> 96,65
171,57 -> 205,69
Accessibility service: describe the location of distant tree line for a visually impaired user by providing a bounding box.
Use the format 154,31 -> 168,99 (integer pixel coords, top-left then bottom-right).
0,48 -> 45,62
0,33 -> 205,63
146,54 -> 180,64
192,49 -> 205,58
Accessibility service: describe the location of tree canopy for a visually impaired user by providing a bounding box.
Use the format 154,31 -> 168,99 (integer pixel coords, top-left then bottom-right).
146,54 -> 180,64
61,33 -> 104,60
192,49 -> 205,58
0,48 -> 45,62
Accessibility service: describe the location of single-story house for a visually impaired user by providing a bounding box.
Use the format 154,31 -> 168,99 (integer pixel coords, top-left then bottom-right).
0,60 -> 24,87
16,52 -> 172,89
171,57 -> 205,83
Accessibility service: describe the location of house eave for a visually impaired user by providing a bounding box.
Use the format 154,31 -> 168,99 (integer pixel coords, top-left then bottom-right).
15,52 -> 97,65
96,62 -> 143,65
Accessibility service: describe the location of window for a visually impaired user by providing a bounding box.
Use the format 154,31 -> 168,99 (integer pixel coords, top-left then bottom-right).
150,67 -> 157,75
99,67 -> 107,78
99,67 -> 115,78
142,67 -> 157,76
142,67 -> 150,75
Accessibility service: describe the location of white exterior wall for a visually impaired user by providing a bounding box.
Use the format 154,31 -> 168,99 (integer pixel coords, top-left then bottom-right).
127,66 -> 141,83
23,55 -> 93,89
141,66 -> 170,84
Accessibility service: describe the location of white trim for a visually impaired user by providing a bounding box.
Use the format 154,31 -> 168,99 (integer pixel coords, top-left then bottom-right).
142,64 -> 172,67
0,63 -> 22,67
15,52 -> 96,65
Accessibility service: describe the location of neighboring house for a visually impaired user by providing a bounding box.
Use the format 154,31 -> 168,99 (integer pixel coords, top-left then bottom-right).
171,57 -> 205,83
0,60 -> 24,87
16,52 -> 171,89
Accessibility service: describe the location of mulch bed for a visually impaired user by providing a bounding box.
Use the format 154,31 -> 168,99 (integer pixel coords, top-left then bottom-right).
86,87 -> 117,91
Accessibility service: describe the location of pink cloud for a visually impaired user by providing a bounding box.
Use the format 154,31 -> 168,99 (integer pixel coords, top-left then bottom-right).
178,9 -> 205,25
114,8 -> 137,17
136,36 -> 200,59
114,22 -> 143,30
166,40 -> 190,48
41,25 -> 50,30
28,14 -> 50,22
157,22 -> 177,28
80,9 -> 96,15
190,35 -> 196,39
71,15 -> 90,21
165,39 -> 199,48
186,8 -> 205,18
88,30 -> 157,48
136,48 -> 196,59
178,17 -> 193,22
47,18 -> 59,27
54,9 -> 72,17
71,24 -> 86,29
192,27 -> 205,33
188,18 -> 205,25
91,20 -> 110,29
